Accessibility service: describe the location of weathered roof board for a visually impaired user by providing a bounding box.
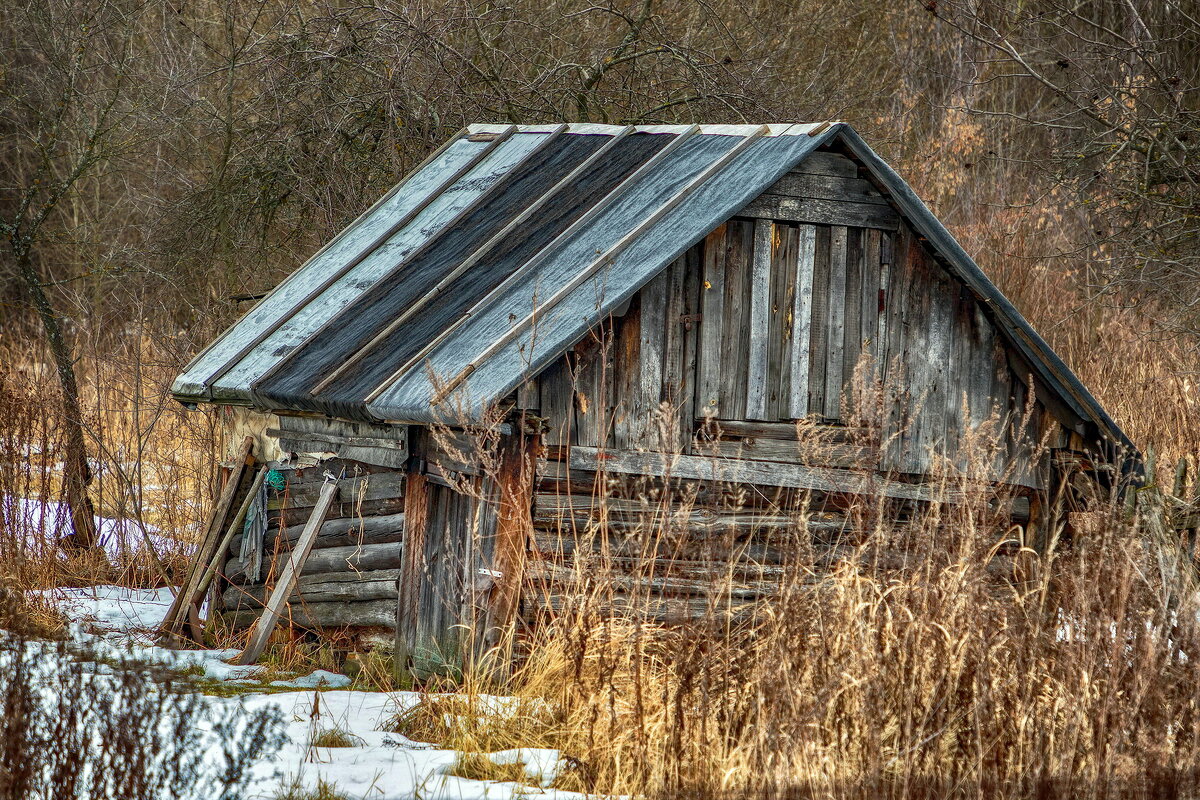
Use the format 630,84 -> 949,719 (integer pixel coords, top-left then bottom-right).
171,122 -> 1135,459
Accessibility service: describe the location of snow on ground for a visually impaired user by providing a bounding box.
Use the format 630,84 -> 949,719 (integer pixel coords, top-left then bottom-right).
33,584 -> 581,800
3,495 -> 181,562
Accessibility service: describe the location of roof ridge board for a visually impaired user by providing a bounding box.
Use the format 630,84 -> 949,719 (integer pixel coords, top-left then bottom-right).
242,124 -> 571,403
360,123 -> 704,405
310,125 -> 635,399
171,124 -> 480,401
832,127 -> 1134,453
368,127 -> 837,423
464,122 -> 826,137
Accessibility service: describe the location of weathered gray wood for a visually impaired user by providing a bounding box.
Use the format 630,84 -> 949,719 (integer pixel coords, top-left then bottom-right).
528,562 -> 781,601
807,227 -> 830,416
573,333 -> 609,448
427,127 -> 767,406
823,226 -> 848,419
523,590 -> 751,626
700,419 -> 868,443
192,466 -> 269,611
677,247 -> 702,450
701,438 -> 878,469
613,295 -> 642,450
719,221 -> 753,418
637,267 -> 668,447
536,357 -> 573,448
795,150 -> 859,178
841,228 -> 863,406
275,438 -> 409,469
212,131 -> 543,400
765,172 -> 888,205
225,569 -> 401,607
373,126 -> 705,408
569,446 -> 963,503
275,414 -> 407,443
788,225 -> 816,419
229,541 -> 404,584
227,600 -> 397,631
515,378 -> 540,412
270,496 -> 404,529
696,225 -> 728,417
860,230 -> 882,381
767,224 -> 796,418
746,219 -> 774,420
269,470 -> 404,511
173,133 -> 495,399
236,478 -> 339,664
229,512 -> 405,557
159,437 -> 255,644
739,195 -> 900,231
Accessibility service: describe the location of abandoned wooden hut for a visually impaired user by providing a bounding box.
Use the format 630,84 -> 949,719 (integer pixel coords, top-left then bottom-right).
172,122 -> 1135,673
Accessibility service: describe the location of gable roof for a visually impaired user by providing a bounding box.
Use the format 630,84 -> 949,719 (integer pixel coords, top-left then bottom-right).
172,122 -> 1134,456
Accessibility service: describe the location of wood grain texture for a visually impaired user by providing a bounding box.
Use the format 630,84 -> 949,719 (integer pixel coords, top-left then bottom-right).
697,224 -> 728,418
746,219 -> 774,420
823,226 -> 848,419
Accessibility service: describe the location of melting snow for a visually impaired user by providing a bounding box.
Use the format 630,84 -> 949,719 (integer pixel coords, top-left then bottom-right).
27,583 -> 579,799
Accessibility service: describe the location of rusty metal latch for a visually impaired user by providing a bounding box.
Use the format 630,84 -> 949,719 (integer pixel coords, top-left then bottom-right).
679,313 -> 702,331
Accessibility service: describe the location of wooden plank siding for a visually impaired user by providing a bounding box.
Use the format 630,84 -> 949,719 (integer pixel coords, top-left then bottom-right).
526,147 -> 1054,490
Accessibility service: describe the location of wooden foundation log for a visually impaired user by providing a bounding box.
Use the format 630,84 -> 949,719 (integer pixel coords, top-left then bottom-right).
224,569 -> 400,607
225,599 -> 397,630
225,542 -> 403,584
229,512 -> 404,556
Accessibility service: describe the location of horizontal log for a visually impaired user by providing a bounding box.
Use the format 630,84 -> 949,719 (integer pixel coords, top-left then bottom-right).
226,542 -> 403,585
267,428 -> 407,451
765,172 -> 887,205
522,590 -> 755,627
697,420 -> 869,444
533,494 -> 850,535
796,151 -> 859,178
224,569 -> 400,607
275,439 -> 409,469
738,194 -> 900,230
700,438 -> 878,469
269,471 -> 404,511
269,497 -> 404,528
223,599 -> 396,630
230,512 -> 404,557
569,447 -> 959,503
532,531 -> 793,565
527,562 -> 781,600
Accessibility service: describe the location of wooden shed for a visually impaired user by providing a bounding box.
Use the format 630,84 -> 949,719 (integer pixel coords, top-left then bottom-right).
172,122 -> 1135,675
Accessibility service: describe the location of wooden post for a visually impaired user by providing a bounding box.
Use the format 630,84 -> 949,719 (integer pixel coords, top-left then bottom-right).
158,437 -> 254,644
395,434 -> 429,684
234,477 -> 339,665
480,419 -> 541,679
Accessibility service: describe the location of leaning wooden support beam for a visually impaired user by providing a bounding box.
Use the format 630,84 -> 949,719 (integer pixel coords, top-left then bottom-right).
188,465 -> 269,616
158,437 -> 254,645
234,476 -> 339,665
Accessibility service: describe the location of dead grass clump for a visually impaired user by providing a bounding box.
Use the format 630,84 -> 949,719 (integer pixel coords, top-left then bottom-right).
447,752 -> 528,783
0,578 -> 66,639
486,485 -> 1200,800
309,727 -> 362,748
272,777 -> 350,800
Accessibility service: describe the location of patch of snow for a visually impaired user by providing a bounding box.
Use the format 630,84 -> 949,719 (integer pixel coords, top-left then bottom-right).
32,584 -> 591,800
271,669 -> 352,689
487,748 -> 568,788
3,496 -> 185,563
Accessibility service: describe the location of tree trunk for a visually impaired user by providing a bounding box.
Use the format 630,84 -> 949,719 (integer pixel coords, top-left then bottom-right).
15,247 -> 99,551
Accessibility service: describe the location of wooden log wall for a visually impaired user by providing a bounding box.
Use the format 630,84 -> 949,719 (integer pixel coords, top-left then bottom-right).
219,456 -> 405,634
523,147 -> 1071,489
